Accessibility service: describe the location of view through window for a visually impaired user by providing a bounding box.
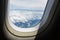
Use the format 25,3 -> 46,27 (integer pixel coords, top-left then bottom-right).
7,0 -> 48,32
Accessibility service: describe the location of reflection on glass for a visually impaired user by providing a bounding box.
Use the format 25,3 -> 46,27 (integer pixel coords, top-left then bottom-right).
8,0 -> 48,29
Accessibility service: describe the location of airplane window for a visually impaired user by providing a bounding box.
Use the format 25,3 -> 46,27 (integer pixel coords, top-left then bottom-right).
7,0 -> 48,32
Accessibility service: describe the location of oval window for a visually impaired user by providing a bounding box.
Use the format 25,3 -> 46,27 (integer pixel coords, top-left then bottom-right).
7,0 -> 48,32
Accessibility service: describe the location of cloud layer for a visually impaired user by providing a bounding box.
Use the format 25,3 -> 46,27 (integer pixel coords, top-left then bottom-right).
8,0 -> 48,28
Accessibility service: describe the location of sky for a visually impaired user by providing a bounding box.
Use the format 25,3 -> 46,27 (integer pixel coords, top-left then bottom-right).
9,0 -> 48,10
8,0 -> 48,28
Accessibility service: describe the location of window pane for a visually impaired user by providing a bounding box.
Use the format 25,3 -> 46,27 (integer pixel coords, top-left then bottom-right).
7,0 -> 48,32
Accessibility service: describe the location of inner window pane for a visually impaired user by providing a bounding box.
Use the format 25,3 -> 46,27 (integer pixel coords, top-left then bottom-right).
7,0 -> 48,31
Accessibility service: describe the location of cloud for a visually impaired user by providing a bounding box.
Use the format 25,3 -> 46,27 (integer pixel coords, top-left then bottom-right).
9,11 -> 43,23
8,0 -> 48,24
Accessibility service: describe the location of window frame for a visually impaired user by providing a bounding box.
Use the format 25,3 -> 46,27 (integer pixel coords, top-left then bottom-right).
4,0 -> 59,38
38,0 -> 59,34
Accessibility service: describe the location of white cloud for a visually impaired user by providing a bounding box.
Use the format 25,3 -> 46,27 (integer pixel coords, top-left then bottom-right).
9,10 -> 43,23
8,0 -> 48,23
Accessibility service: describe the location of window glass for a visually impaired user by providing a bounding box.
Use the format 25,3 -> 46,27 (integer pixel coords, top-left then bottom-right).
7,0 -> 48,32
